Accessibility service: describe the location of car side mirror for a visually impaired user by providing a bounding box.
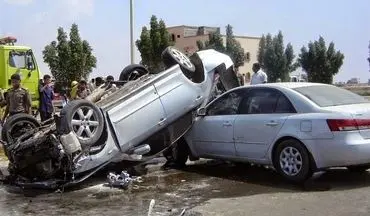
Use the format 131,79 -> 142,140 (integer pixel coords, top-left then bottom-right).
26,56 -> 34,70
197,107 -> 206,116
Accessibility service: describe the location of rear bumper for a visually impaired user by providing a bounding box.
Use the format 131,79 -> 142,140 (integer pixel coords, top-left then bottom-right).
307,131 -> 370,169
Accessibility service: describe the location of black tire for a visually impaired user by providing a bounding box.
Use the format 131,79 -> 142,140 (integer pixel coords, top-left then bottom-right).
163,137 -> 189,168
59,100 -> 104,147
161,46 -> 195,78
119,64 -> 149,81
273,139 -> 313,183
1,113 -> 40,144
347,165 -> 370,172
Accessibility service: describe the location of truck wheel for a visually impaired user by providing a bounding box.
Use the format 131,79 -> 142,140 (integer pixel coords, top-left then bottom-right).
1,113 -> 40,144
119,64 -> 149,81
161,46 -> 195,78
59,100 -> 104,148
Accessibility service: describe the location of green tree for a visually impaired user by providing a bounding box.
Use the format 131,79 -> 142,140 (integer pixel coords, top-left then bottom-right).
197,31 -> 225,53
197,24 -> 246,69
136,15 -> 174,72
43,23 -> 96,87
225,25 -> 246,69
257,31 -> 298,82
298,36 -> 344,84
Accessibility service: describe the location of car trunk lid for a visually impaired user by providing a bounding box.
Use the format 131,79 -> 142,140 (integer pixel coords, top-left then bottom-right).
322,103 -> 370,139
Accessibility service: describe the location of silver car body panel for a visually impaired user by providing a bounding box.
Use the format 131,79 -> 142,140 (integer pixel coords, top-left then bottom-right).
185,83 -> 370,170
73,49 -> 238,173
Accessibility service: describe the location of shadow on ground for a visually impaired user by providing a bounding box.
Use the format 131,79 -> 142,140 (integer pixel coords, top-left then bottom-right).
181,159 -> 370,195
2,159 -> 370,216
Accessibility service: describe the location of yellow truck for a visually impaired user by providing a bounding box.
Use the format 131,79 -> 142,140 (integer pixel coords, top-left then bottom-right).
0,36 -> 41,118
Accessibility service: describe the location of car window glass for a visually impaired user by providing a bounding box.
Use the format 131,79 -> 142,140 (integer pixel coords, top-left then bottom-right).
238,89 -> 279,114
207,89 -> 245,116
294,85 -> 369,107
9,52 -> 26,68
275,95 -> 296,113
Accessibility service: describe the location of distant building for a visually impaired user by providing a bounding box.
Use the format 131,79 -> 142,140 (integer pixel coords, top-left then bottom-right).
347,78 -> 359,85
167,25 -> 261,82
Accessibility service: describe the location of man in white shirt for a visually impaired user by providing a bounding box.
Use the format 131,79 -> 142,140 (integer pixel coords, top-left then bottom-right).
250,63 -> 268,85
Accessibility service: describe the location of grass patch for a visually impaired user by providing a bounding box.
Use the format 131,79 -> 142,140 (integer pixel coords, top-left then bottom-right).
343,86 -> 370,96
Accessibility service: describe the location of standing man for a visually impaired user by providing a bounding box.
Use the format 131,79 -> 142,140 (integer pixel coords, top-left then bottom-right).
76,80 -> 91,99
39,74 -> 54,122
70,80 -> 79,100
1,74 -> 32,125
250,63 -> 268,85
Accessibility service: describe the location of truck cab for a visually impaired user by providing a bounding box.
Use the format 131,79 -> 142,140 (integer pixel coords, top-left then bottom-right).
0,36 -> 41,113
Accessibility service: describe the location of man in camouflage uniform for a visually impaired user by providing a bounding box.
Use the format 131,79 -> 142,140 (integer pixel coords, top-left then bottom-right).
1,74 -> 32,125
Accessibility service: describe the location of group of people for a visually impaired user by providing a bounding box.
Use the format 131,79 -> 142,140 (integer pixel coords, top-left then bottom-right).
0,73 -> 117,125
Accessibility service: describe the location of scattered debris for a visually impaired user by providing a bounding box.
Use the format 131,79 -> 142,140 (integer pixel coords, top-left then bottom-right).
179,208 -> 187,216
107,171 -> 136,189
147,199 -> 155,216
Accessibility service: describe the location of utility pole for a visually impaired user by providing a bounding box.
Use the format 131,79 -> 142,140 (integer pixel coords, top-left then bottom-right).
368,41 -> 370,72
130,0 -> 135,64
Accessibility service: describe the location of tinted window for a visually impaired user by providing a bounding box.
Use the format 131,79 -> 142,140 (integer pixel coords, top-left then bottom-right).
238,89 -> 279,114
207,89 -> 245,116
294,85 -> 369,107
275,95 -> 296,113
9,52 -> 27,68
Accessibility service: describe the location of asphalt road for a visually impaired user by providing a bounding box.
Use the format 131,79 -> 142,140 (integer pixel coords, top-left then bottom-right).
0,157 -> 370,216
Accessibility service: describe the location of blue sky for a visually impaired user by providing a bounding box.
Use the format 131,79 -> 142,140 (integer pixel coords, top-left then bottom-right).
1,0 -> 369,82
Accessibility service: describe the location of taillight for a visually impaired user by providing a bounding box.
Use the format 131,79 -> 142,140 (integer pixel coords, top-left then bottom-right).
326,119 -> 370,131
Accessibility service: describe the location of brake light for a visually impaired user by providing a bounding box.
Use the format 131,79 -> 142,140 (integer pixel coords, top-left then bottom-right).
326,119 -> 370,131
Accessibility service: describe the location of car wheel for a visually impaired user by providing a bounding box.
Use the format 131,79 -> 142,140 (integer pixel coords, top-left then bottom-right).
161,46 -> 195,78
1,113 -> 40,144
273,139 -> 313,183
59,100 -> 104,148
163,137 -> 189,168
119,64 -> 149,81
347,165 -> 370,172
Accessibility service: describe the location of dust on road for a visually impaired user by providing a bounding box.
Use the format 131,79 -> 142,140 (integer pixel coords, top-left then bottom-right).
0,156 -> 370,216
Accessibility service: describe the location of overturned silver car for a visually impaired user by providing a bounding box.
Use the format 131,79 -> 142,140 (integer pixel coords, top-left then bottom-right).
0,47 -> 240,188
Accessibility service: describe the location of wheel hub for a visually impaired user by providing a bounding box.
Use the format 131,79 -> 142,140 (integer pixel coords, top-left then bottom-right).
71,106 -> 100,140
279,146 -> 303,176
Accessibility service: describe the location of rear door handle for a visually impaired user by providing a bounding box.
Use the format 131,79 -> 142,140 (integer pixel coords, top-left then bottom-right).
195,95 -> 203,101
223,122 -> 232,127
265,122 -> 279,127
158,118 -> 167,126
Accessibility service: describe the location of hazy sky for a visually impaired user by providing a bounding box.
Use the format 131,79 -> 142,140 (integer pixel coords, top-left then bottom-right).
1,0 -> 369,82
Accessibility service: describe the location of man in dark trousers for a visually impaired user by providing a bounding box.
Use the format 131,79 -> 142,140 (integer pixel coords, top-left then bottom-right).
1,73 -> 32,125
39,74 -> 54,122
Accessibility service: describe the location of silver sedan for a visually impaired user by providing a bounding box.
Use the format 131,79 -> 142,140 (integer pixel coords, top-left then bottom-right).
170,82 -> 370,183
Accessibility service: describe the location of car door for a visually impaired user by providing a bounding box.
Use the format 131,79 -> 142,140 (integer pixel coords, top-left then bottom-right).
234,88 -> 296,159
106,84 -> 166,149
190,89 -> 247,157
153,66 -> 201,123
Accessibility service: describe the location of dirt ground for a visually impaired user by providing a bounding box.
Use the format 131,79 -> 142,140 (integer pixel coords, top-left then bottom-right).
1,157 -> 370,216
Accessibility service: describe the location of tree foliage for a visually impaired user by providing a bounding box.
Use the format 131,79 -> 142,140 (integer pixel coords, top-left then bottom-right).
136,15 -> 174,72
43,23 -> 96,87
257,31 -> 298,82
298,36 -> 344,84
197,24 -> 246,69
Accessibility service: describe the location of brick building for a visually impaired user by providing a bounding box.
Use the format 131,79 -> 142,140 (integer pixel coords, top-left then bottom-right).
167,25 -> 261,81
